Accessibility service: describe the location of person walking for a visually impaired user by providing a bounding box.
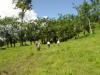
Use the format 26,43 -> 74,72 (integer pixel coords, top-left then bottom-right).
57,40 -> 60,45
37,42 -> 40,51
35,41 -> 38,46
47,41 -> 50,48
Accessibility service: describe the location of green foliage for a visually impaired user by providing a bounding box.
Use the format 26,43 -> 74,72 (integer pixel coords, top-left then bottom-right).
74,0 -> 99,34
0,1 -> 99,74
16,0 -> 32,10
0,0 -> 99,47
15,0 -> 32,20
90,0 -> 100,22
13,0 -> 32,45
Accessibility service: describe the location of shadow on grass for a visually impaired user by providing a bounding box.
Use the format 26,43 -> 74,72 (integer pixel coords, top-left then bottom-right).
24,44 -> 30,46
0,47 -> 6,50
0,70 -> 9,75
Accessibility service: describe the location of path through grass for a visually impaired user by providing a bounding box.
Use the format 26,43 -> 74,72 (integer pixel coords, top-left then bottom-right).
0,30 -> 100,75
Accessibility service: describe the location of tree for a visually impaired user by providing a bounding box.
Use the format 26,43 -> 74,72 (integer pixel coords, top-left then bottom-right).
26,21 -> 38,45
90,0 -> 100,22
75,1 -> 94,34
14,0 -> 32,46
0,17 -> 18,47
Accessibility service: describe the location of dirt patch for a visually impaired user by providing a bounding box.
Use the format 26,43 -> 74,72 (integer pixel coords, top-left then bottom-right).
27,53 -> 34,59
16,53 -> 34,69
0,70 -> 9,75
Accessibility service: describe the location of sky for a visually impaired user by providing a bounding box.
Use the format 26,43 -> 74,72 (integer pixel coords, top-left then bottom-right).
32,0 -> 86,18
0,0 -> 90,20
0,0 -> 37,21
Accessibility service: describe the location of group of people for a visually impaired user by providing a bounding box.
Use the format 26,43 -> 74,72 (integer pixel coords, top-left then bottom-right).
34,40 -> 60,51
47,40 -> 60,48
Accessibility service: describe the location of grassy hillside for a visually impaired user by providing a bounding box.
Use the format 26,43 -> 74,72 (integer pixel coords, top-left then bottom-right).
0,29 -> 100,75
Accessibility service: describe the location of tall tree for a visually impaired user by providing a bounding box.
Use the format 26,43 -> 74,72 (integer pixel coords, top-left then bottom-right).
0,17 -> 18,47
75,1 -> 93,34
14,0 -> 32,46
90,0 -> 100,22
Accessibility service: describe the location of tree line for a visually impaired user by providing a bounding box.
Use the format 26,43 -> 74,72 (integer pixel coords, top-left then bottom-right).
0,0 -> 100,47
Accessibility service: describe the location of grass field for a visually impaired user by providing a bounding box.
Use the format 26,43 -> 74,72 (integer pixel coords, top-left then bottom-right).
0,29 -> 100,75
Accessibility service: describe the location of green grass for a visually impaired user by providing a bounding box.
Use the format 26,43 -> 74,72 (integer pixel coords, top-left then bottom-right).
0,30 -> 100,75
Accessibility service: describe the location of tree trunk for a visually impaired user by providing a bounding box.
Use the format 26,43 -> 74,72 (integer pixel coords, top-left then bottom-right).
7,42 -> 9,48
21,38 -> 23,46
10,40 -> 12,47
83,31 -> 86,36
10,43 -> 12,47
30,40 -> 32,45
14,43 -> 15,47
41,38 -> 43,44
20,40 -> 23,46
77,34 -> 79,38
13,40 -> 16,47
87,17 -> 93,34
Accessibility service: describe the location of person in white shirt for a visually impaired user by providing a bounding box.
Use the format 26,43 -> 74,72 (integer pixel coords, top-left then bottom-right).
47,41 -> 50,48
37,42 -> 40,51
57,40 -> 60,45
35,41 -> 38,46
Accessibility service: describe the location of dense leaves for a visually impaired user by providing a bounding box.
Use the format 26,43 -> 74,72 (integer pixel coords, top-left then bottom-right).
0,0 -> 99,47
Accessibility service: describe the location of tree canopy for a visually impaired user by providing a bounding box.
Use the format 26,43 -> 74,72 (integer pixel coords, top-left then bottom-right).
0,0 -> 99,47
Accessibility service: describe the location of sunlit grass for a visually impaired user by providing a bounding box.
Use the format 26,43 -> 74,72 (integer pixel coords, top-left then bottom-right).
0,29 -> 100,75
